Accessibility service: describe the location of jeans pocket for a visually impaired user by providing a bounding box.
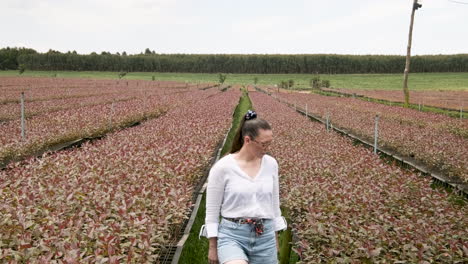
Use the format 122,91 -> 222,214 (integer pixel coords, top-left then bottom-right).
262,220 -> 275,233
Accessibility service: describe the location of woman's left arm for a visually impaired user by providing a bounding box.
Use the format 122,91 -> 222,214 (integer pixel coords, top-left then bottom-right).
272,160 -> 287,232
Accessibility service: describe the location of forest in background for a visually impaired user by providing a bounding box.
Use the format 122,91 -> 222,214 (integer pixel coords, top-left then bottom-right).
1,47 -> 467,74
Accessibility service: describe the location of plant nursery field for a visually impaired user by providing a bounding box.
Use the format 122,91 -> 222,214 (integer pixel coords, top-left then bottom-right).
250,91 -> 467,263
0,76 -> 240,262
0,77 -> 219,167
0,75 -> 466,263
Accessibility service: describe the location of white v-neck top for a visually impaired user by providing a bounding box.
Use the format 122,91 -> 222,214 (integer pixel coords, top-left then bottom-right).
203,153 -> 287,238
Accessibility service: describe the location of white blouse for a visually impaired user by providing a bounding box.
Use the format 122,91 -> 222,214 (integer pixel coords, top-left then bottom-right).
201,153 -> 287,238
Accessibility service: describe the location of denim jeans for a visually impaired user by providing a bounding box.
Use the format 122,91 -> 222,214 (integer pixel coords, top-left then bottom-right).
217,218 -> 278,264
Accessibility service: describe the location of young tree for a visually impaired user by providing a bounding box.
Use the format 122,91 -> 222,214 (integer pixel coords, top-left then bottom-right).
310,76 -> 319,89
118,72 -> 127,79
322,79 -> 330,88
218,73 -> 227,84
18,64 -> 26,74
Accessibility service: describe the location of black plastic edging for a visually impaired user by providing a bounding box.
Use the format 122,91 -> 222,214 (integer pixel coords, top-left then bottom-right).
200,84 -> 221,90
255,87 -> 467,196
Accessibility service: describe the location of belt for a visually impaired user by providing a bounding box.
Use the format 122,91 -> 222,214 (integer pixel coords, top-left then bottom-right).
224,217 -> 266,224
223,217 -> 266,236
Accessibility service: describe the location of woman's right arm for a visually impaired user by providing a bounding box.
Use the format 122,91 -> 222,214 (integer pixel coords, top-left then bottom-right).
205,164 -> 225,263
208,237 -> 218,264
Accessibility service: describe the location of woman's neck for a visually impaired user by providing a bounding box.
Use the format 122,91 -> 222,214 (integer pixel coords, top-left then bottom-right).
235,147 -> 262,162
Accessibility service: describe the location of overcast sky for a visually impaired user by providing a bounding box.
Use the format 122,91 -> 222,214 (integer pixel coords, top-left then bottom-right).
1,0 -> 467,55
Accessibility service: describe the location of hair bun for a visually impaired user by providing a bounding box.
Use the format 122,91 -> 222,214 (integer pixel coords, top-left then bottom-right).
245,110 -> 257,120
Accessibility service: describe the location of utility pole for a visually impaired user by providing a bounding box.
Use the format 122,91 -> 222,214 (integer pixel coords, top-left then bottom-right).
403,0 -> 422,107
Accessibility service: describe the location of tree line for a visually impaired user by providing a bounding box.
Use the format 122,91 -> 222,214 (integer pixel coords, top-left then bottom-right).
1,47 -> 467,74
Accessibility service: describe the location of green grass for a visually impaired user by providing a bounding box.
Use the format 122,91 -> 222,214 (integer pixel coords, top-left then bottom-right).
220,88 -> 251,157
309,72 -> 468,91
178,192 -> 208,264
1,70 -> 467,91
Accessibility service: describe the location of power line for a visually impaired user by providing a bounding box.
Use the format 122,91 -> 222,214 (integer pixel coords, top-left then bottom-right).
448,0 -> 468,5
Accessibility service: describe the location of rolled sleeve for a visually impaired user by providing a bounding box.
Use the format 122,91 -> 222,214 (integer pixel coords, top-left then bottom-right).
205,223 -> 219,238
272,160 -> 287,232
273,216 -> 287,232
204,162 -> 225,238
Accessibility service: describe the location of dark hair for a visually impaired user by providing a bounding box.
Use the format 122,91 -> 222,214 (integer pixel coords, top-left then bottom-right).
230,113 -> 271,154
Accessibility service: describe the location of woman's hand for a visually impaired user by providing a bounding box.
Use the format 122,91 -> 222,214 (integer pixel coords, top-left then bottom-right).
208,237 -> 219,264
208,247 -> 218,264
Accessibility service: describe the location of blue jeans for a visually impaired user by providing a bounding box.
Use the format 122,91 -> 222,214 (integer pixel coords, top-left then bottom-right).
217,218 -> 278,264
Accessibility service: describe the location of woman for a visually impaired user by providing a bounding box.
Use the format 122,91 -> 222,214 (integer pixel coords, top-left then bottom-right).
200,110 -> 287,264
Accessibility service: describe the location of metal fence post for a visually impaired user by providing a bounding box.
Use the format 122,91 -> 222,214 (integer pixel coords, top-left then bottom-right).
326,112 -> 330,131
306,104 -> 308,116
374,115 -> 379,154
109,102 -> 115,128
21,92 -> 26,140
